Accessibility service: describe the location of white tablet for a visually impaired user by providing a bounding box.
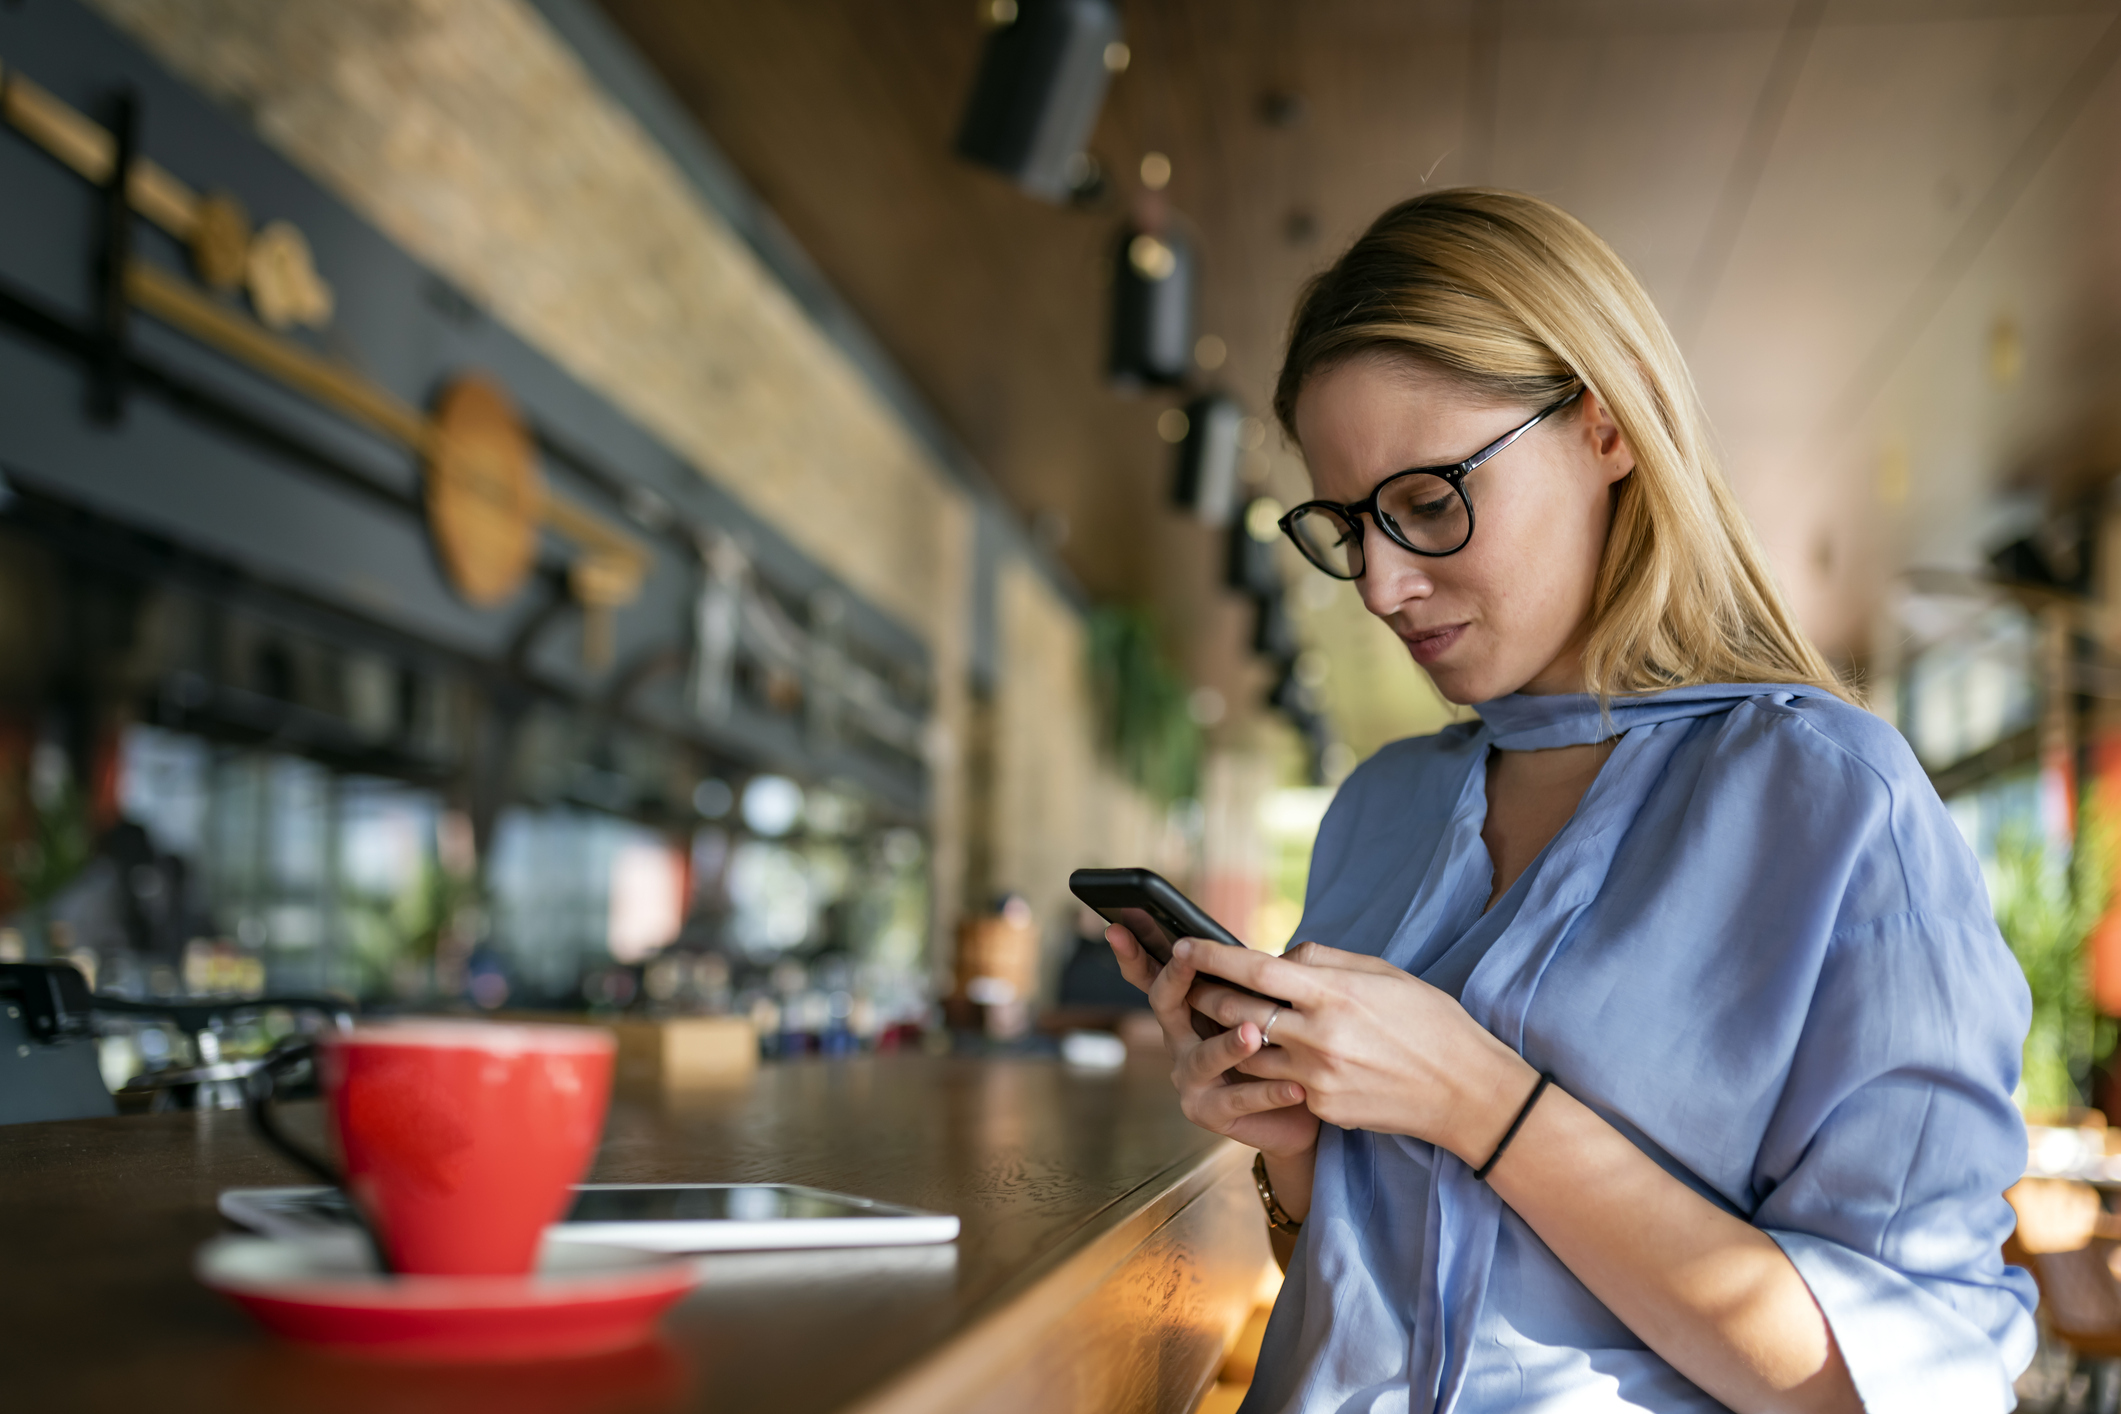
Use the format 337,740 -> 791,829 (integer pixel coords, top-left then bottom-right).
218,1183 -> 961,1253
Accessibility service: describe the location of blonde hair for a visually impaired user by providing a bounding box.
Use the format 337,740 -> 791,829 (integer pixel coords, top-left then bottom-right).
1274,188 -> 1848,702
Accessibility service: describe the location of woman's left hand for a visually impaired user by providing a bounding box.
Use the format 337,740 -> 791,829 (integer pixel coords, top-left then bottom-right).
1176,937 -> 1538,1165
1188,936 -> 1861,1413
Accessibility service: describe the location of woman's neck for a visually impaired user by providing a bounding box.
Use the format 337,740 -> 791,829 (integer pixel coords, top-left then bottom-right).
1504,621 -> 1594,698
1481,736 -> 1617,911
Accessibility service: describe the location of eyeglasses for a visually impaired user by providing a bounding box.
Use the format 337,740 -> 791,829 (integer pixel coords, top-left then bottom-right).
1277,387 -> 1584,579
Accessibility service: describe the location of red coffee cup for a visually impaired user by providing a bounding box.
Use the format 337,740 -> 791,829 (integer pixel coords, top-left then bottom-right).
253,1022 -> 615,1277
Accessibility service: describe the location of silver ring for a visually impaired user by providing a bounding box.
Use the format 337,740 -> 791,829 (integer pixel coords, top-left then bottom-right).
1260,1007 -> 1282,1044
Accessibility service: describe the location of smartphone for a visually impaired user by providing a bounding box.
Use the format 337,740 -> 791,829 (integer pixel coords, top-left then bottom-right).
218,1183 -> 960,1253
1069,867 -> 1284,1006
1069,867 -> 1246,963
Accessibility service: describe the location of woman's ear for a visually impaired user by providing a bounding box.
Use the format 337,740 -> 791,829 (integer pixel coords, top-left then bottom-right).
1577,387 -> 1635,487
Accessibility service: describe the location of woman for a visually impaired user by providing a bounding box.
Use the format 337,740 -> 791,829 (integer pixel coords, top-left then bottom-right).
1106,190 -> 2035,1414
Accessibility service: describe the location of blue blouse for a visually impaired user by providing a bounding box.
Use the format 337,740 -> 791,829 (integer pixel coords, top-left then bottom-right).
1240,684 -> 2037,1414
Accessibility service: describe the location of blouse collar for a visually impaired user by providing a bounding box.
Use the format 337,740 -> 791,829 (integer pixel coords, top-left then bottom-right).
1475,681 -> 1840,751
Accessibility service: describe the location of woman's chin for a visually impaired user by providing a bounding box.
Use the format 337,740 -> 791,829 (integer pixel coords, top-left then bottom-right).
1421,658 -> 1545,707
1417,662 -> 1490,707
1415,635 -> 1583,705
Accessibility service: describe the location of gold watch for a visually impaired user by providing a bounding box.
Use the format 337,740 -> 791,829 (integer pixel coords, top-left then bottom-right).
1253,1151 -> 1302,1235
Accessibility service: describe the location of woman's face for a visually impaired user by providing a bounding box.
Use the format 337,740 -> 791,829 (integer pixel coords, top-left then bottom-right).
1291,354 -> 1635,704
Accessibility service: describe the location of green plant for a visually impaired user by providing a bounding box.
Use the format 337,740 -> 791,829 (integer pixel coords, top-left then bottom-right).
1086,605 -> 1202,803
1994,798 -> 2116,1111
341,850 -> 484,998
1,750 -> 93,925
4,785 -> 91,913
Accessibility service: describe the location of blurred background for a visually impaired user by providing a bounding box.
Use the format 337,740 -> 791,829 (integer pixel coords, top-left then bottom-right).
5,0 -> 2121,1102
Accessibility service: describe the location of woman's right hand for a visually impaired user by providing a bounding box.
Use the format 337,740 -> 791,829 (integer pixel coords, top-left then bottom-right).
1106,925 -> 1322,1162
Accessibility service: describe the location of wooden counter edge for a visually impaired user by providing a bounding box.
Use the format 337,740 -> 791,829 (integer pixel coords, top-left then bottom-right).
838,1137 -> 1255,1414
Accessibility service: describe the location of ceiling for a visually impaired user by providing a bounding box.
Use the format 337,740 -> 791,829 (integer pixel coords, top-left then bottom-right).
592,0 -> 2121,754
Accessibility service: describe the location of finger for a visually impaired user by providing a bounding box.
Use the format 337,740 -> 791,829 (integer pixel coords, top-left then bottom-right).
1282,940 -> 1396,974
1172,938 -> 1328,1007
1178,1018 -> 1267,1086
1187,1078 -> 1308,1130
1210,1022 -> 1298,1081
1105,926 -> 1162,994
1147,952 -> 1204,1038
1228,1043 -> 1296,1081
1148,953 -> 1229,1044
1186,978 -> 1291,1034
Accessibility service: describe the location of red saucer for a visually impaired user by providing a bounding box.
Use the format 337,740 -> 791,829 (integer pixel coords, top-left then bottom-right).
197,1235 -> 699,1363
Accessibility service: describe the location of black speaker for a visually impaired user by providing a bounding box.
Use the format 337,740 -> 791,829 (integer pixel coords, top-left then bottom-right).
1172,394 -> 1243,527
954,0 -> 1123,203
1110,224 -> 1194,387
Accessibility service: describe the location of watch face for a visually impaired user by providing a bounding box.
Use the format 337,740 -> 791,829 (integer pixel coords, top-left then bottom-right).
1253,1152 -> 1299,1233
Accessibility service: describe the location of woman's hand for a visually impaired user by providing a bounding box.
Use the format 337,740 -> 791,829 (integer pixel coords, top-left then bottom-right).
1172,937 -> 1858,1411
1171,937 -> 1536,1167
1105,926 -> 1321,1162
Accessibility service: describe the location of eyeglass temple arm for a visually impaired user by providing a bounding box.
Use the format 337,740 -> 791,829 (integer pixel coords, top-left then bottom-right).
1462,387 -> 1584,475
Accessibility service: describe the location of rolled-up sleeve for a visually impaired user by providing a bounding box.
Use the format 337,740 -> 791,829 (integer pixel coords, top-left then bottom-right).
1752,909 -> 2038,1411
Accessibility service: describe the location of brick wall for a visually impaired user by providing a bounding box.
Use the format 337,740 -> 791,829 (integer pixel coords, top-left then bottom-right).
83,0 -> 1143,976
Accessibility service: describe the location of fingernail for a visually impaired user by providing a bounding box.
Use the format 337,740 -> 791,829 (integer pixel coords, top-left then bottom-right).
1283,1085 -> 1301,1103
1173,939 -> 1192,957
1239,1023 -> 1257,1047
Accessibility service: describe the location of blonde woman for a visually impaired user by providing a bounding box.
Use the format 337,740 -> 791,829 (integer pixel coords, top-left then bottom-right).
1107,190 -> 2033,1413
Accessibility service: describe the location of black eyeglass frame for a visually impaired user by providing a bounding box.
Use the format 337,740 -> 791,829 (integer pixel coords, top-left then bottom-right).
1277,386 -> 1584,579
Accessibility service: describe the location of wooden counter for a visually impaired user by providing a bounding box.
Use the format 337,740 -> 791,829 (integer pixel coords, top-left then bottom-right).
0,1053 -> 1270,1414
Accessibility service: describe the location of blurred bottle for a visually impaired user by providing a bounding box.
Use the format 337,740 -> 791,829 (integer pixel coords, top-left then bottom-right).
949,894 -> 1038,1041
692,954 -> 732,1014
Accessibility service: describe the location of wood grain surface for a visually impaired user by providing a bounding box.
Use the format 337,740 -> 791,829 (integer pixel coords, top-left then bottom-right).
0,1052 -> 1269,1414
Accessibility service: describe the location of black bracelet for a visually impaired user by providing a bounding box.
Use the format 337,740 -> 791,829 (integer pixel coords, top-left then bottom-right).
1472,1072 -> 1553,1182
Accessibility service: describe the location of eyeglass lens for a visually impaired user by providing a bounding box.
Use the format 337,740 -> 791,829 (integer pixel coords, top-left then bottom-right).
1285,504 -> 1363,578
1375,472 -> 1470,555
1285,471 -> 1470,578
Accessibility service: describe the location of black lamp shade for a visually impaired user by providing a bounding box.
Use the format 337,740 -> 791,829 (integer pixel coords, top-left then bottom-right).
1173,394 -> 1242,527
1110,224 -> 1194,388
954,0 -> 1122,203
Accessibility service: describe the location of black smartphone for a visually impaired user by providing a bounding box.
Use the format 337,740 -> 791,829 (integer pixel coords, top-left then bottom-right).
1069,867 -> 1284,1006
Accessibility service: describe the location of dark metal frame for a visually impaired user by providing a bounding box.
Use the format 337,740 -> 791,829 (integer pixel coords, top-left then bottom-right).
0,960 -> 357,1125
1278,387 -> 1583,578
0,4 -> 937,821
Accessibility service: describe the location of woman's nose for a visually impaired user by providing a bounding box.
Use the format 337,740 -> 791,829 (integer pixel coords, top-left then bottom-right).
1355,527 -> 1434,617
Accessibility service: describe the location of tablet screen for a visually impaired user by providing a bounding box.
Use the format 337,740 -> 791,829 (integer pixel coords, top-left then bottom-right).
568,1185 -> 890,1223
219,1178 -> 941,1229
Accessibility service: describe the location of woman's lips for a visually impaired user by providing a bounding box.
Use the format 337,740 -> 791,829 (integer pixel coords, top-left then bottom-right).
1402,623 -> 1466,665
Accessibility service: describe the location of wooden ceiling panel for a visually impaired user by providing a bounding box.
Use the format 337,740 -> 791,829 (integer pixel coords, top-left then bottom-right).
593,0 -> 2121,722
